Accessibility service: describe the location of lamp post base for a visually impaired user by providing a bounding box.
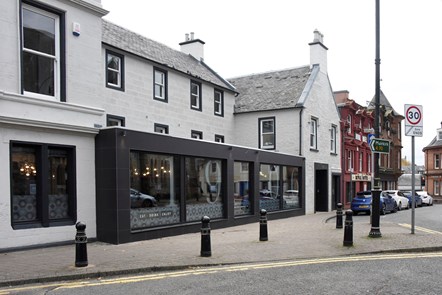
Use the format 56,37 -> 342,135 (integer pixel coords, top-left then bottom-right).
368,227 -> 382,238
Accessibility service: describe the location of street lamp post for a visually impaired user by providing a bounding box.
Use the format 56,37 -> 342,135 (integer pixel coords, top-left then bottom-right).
369,0 -> 382,238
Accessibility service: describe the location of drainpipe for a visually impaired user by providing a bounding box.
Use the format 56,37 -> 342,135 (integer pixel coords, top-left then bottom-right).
299,108 -> 303,156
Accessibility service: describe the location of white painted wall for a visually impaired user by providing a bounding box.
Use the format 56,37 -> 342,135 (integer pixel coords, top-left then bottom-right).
101,48 -> 236,142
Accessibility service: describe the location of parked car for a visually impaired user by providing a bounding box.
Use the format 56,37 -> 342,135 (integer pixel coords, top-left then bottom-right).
402,191 -> 423,207
416,191 -> 434,206
382,190 -> 410,210
130,188 -> 157,208
351,191 -> 397,215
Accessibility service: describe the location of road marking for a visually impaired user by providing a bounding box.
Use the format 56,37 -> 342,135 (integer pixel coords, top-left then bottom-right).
398,223 -> 442,235
2,252 -> 442,293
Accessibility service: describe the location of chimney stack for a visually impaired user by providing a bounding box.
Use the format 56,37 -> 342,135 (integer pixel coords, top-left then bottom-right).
180,32 -> 205,61
309,29 -> 328,74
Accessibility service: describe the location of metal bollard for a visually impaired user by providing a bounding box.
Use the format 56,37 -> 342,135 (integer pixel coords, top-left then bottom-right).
75,221 -> 88,267
343,210 -> 354,247
200,216 -> 212,257
259,209 -> 268,241
336,203 -> 343,229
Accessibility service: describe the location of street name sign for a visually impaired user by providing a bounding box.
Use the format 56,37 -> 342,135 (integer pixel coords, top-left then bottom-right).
370,138 -> 390,154
404,104 -> 423,137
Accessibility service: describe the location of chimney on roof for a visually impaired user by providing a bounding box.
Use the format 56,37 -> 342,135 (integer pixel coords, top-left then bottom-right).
180,32 -> 205,62
309,29 -> 328,74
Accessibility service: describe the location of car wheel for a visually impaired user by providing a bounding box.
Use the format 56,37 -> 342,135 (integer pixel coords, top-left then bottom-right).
397,202 -> 402,211
380,204 -> 386,215
393,203 -> 398,213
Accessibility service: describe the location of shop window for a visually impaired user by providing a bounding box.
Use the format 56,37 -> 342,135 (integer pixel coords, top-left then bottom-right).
282,166 -> 300,209
234,162 -> 252,216
129,152 -> 180,230
11,142 -> 76,229
185,157 -> 224,222
259,164 -> 280,212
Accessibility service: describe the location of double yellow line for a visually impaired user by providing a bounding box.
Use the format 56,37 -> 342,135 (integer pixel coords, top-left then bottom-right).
2,252 -> 442,294
398,223 -> 442,235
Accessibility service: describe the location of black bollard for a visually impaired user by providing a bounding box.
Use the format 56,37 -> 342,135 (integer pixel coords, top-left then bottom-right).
75,221 -> 88,267
336,203 -> 343,229
200,216 -> 212,257
259,209 -> 268,241
343,210 -> 354,247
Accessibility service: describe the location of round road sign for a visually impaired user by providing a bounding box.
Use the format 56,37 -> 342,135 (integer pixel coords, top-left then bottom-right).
405,105 -> 422,126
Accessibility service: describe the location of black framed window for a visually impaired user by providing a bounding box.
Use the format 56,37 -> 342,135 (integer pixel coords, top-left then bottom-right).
106,49 -> 124,91
215,134 -> 224,143
190,81 -> 202,111
191,130 -> 203,139
214,89 -> 224,116
154,123 -> 169,134
107,114 -> 125,127
154,68 -> 167,102
10,142 -> 76,229
21,2 -> 65,100
259,117 -> 275,150
310,117 -> 318,150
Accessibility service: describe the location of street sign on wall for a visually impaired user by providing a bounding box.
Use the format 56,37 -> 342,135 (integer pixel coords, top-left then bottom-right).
370,138 -> 390,154
404,104 -> 423,137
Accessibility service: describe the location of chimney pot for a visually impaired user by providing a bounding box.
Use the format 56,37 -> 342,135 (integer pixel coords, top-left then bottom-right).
185,33 -> 189,41
190,32 -> 194,40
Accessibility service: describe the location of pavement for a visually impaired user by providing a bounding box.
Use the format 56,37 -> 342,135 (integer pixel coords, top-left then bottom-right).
2,210 -> 442,287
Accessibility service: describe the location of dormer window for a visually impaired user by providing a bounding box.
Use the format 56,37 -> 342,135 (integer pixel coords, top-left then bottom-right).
438,130 -> 442,141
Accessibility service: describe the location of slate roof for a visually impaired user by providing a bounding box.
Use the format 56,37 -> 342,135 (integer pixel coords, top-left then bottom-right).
424,136 -> 442,149
228,66 -> 312,114
101,20 -> 235,92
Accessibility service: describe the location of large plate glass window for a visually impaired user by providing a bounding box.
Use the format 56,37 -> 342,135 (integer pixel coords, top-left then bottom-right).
283,166 -> 300,209
259,164 -> 280,212
234,161 -> 252,216
22,4 -> 60,99
130,152 -> 180,230
11,142 -> 75,228
185,157 -> 224,222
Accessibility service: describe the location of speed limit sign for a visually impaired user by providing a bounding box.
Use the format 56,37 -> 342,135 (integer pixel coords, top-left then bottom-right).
404,104 -> 423,137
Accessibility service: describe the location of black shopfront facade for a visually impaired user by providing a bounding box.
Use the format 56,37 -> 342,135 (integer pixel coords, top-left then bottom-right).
95,128 -> 305,244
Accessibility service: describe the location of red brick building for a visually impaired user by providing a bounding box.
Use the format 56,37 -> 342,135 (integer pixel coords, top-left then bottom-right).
335,91 -> 374,208
422,123 -> 442,203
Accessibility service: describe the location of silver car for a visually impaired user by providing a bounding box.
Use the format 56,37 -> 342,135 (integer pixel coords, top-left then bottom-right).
130,188 -> 157,208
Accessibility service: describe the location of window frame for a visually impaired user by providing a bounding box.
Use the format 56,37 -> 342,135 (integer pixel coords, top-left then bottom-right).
153,67 -> 168,102
259,117 -> 276,150
435,154 -> 440,169
190,80 -> 202,111
106,114 -> 125,127
10,141 -> 76,229
105,49 -> 125,91
191,130 -> 203,139
154,123 -> 169,134
330,125 -> 337,154
215,134 -> 224,143
21,2 -> 66,101
214,89 -> 224,117
310,117 -> 318,150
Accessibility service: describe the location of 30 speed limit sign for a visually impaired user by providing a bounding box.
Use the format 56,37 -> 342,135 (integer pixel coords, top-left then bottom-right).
404,104 -> 423,137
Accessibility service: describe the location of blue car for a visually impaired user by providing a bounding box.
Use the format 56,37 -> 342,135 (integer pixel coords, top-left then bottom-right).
402,191 -> 423,207
351,191 -> 398,215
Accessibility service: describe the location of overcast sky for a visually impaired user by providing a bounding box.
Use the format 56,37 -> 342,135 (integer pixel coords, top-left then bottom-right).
101,0 -> 442,166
